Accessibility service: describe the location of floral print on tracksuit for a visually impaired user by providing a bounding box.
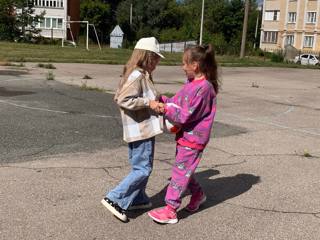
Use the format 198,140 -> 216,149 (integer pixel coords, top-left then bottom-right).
160,77 -> 217,209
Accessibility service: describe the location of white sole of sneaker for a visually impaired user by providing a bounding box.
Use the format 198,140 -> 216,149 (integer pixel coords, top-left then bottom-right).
185,195 -> 207,213
101,199 -> 128,222
148,212 -> 178,224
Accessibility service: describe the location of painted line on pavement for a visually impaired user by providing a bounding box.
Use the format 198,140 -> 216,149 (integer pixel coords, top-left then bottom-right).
0,99 -> 119,119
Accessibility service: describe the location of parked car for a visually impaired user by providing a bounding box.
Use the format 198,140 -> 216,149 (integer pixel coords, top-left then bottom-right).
294,54 -> 319,65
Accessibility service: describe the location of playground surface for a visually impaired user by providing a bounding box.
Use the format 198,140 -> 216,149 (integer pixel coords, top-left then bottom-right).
0,64 -> 319,240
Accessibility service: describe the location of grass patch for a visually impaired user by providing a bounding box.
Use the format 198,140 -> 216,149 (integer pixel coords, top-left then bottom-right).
1,41 -> 320,69
0,41 -> 181,65
80,82 -> 105,92
0,62 -> 25,67
37,63 -> 56,69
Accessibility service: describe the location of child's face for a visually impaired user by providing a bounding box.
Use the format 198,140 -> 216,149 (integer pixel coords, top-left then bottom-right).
182,53 -> 198,79
147,55 -> 161,73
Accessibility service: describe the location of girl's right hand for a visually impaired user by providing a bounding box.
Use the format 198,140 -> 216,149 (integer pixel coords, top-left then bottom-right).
149,100 -> 165,113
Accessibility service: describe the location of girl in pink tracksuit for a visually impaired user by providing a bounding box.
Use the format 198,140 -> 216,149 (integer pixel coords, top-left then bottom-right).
148,44 -> 220,224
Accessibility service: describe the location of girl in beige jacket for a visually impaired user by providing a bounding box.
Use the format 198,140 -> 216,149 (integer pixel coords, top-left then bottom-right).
101,37 -> 164,222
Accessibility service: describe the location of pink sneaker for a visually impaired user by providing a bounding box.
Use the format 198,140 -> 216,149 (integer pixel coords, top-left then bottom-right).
148,206 -> 178,224
185,191 -> 206,212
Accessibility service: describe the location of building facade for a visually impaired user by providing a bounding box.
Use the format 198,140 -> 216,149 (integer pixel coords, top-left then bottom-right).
32,0 -> 80,40
260,0 -> 320,52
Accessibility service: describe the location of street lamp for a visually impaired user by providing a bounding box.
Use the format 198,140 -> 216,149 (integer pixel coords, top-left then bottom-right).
199,0 -> 204,45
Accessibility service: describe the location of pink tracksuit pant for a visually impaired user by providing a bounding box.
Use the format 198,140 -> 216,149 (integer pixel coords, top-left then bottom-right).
165,144 -> 203,209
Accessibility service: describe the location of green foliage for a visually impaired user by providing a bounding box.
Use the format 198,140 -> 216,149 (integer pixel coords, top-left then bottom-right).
0,0 -> 44,41
0,0 -> 20,40
119,0 -> 261,55
270,51 -> 284,63
1,0 -> 262,55
80,0 -> 112,43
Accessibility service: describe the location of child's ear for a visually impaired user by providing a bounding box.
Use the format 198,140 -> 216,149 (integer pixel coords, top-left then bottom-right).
192,61 -> 199,71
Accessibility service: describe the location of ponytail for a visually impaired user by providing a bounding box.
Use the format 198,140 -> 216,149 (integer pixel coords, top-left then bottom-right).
185,44 -> 220,94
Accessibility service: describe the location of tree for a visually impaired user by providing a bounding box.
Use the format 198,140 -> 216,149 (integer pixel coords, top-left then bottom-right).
16,0 -> 45,41
116,0 -> 186,43
0,0 -> 44,41
0,0 -> 19,40
80,0 -> 112,44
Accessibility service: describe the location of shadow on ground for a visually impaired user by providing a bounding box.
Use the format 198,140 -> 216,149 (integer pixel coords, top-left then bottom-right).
127,169 -> 260,220
0,70 -> 29,76
0,87 -> 34,97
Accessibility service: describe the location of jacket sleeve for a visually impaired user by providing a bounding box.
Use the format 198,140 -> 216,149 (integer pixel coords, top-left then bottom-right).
115,76 -> 150,110
164,92 -> 204,125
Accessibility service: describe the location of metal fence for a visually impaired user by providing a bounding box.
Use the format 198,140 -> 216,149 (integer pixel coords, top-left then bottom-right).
159,40 -> 197,53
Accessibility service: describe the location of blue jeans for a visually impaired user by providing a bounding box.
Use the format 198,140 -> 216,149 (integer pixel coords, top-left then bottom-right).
106,137 -> 155,210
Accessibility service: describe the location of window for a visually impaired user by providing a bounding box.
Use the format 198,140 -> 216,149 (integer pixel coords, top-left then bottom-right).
52,18 -> 57,28
304,36 -> 314,48
38,17 -> 63,29
307,12 -> 316,23
39,19 -> 45,28
288,12 -> 296,23
265,10 -> 280,21
57,19 -> 63,28
263,31 -> 278,43
286,35 -> 294,45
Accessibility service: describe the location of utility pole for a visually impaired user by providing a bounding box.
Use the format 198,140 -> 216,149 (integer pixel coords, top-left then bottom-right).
253,6 -> 261,49
199,0 -> 204,45
130,4 -> 133,26
240,0 -> 249,58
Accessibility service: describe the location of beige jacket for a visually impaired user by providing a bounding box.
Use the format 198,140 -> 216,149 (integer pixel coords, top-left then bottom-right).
114,68 -> 163,143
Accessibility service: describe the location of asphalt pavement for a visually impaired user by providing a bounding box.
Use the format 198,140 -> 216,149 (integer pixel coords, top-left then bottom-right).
0,64 -> 319,240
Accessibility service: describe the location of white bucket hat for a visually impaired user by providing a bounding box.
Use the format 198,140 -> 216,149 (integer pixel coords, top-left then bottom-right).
134,37 -> 165,58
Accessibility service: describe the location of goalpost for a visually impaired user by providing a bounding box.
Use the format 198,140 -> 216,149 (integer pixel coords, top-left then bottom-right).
62,20 -> 101,51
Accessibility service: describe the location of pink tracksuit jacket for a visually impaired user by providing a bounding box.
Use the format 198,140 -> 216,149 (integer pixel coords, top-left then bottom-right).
161,77 -> 217,150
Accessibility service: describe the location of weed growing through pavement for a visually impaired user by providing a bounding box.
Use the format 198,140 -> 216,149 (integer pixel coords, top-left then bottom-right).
303,149 -> 313,158
251,82 -> 259,88
38,63 -> 56,69
46,71 -> 55,80
80,82 -> 105,92
83,74 -> 92,79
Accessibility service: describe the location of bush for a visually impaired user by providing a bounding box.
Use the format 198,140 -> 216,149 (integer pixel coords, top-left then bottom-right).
270,51 -> 284,62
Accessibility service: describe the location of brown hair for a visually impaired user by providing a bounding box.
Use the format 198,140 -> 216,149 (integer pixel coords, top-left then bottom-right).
118,49 -> 160,90
184,44 -> 220,94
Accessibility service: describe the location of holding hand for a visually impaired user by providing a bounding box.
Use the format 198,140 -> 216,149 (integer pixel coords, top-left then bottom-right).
149,100 -> 165,113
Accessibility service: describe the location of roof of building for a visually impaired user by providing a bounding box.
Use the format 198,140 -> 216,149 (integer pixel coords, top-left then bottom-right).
110,25 -> 124,37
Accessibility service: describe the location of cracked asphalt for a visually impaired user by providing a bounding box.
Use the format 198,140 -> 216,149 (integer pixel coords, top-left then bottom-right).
0,64 -> 320,240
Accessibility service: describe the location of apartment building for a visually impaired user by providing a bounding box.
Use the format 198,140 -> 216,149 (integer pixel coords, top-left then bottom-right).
32,0 -> 80,40
260,0 -> 320,52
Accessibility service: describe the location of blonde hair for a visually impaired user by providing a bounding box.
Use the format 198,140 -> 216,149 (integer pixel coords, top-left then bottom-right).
118,49 -> 160,90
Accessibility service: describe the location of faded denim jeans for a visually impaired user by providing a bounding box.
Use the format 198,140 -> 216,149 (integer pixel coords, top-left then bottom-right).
106,137 -> 155,210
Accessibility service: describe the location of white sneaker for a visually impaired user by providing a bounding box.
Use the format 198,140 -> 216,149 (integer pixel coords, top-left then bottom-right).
101,198 -> 128,222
